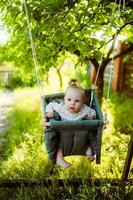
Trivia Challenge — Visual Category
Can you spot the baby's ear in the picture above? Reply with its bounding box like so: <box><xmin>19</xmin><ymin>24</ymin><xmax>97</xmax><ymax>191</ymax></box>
<box><xmin>83</xmin><ymin>94</ymin><xmax>85</xmax><ymax>102</ymax></box>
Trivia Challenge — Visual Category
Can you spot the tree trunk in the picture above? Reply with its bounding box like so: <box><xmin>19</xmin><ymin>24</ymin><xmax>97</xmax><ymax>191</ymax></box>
<box><xmin>91</xmin><ymin>63</ymin><xmax>106</xmax><ymax>104</ymax></box>
<box><xmin>96</xmin><ymin>72</ymin><xmax>104</xmax><ymax>104</ymax></box>
<box><xmin>91</xmin><ymin>66</ymin><xmax>104</xmax><ymax>104</ymax></box>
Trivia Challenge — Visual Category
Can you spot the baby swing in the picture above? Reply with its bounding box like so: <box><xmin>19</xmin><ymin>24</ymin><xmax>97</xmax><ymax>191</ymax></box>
<box><xmin>43</xmin><ymin>89</ymin><xmax>104</xmax><ymax>164</ymax></box>
<box><xmin>22</xmin><ymin>0</ymin><xmax>114</xmax><ymax>165</ymax></box>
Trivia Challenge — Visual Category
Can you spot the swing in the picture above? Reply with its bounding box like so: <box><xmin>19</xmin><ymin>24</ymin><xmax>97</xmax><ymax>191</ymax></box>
<box><xmin>22</xmin><ymin>0</ymin><xmax>114</xmax><ymax>166</ymax></box>
<box><xmin>43</xmin><ymin>89</ymin><xmax>104</xmax><ymax>164</ymax></box>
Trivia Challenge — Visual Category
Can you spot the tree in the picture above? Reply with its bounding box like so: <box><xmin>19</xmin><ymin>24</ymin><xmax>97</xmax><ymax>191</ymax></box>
<box><xmin>0</xmin><ymin>0</ymin><xmax>133</xmax><ymax>101</ymax></box>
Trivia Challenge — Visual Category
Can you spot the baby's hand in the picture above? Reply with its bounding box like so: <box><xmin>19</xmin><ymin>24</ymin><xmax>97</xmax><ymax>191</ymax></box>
<box><xmin>42</xmin><ymin>117</ymin><xmax>50</xmax><ymax>127</ymax></box>
<box><xmin>87</xmin><ymin>114</ymin><xmax>96</xmax><ymax>119</ymax></box>
<box><xmin>42</xmin><ymin>112</ymin><xmax>53</xmax><ymax>127</ymax></box>
<box><xmin>45</xmin><ymin>112</ymin><xmax>53</xmax><ymax>118</ymax></box>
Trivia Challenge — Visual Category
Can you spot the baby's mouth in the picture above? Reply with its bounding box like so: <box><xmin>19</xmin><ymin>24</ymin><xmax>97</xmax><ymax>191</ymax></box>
<box><xmin>69</xmin><ymin>107</ymin><xmax>76</xmax><ymax>112</ymax></box>
<box><xmin>70</xmin><ymin>107</ymin><xmax>75</xmax><ymax>110</ymax></box>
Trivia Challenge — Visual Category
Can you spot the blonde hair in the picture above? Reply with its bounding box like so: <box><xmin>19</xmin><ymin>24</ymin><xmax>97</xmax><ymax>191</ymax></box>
<box><xmin>65</xmin><ymin>79</ymin><xmax>85</xmax><ymax>100</ymax></box>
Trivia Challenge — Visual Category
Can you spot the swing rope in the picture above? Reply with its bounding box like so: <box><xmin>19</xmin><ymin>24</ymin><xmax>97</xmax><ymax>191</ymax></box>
<box><xmin>90</xmin><ymin>0</ymin><xmax>124</xmax><ymax>121</ymax></box>
<box><xmin>90</xmin><ymin>0</ymin><xmax>118</xmax><ymax>108</ymax></box>
<box><xmin>21</xmin><ymin>0</ymin><xmax>45</xmax><ymax>100</ymax></box>
<box><xmin>105</xmin><ymin>0</ymin><xmax>125</xmax><ymax>112</ymax></box>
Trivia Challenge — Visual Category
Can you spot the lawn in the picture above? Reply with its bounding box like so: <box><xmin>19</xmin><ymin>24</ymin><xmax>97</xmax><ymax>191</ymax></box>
<box><xmin>0</xmin><ymin>87</ymin><xmax>132</xmax><ymax>199</ymax></box>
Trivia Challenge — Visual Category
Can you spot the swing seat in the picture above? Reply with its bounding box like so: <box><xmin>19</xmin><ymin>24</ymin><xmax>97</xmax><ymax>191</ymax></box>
<box><xmin>43</xmin><ymin>89</ymin><xmax>104</xmax><ymax>164</ymax></box>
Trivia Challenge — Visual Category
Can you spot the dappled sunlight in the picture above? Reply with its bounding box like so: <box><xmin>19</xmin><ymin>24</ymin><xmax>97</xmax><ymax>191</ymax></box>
<box><xmin>0</xmin><ymin>88</ymin><xmax>132</xmax><ymax>182</ymax></box>
<box><xmin>102</xmin><ymin>97</ymin><xmax>115</xmax><ymax>136</ymax></box>
<box><xmin>45</xmin><ymin>60</ymin><xmax>77</xmax><ymax>93</ymax></box>
<box><xmin>57</xmin><ymin>156</ymin><xmax>94</xmax><ymax>179</ymax></box>
<box><xmin>41</xmin><ymin>57</ymin><xmax>90</xmax><ymax>94</ymax></box>
<box><xmin>0</xmin><ymin>133</ymin><xmax>50</xmax><ymax>179</ymax></box>
<box><xmin>13</xmin><ymin>88</ymin><xmax>40</xmax><ymax>110</ymax></box>
<box><xmin>0</xmin><ymin>0</ymin><xmax>132</xmax><ymax>198</ymax></box>
<box><xmin>47</xmin><ymin>68</ymin><xmax>61</xmax><ymax>92</ymax></box>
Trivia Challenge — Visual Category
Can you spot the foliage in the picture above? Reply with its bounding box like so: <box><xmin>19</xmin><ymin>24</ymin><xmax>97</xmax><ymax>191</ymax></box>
<box><xmin>0</xmin><ymin>0</ymin><xmax>132</xmax><ymax>67</ymax></box>
<box><xmin>111</xmin><ymin>93</ymin><xmax>133</xmax><ymax>134</ymax></box>
<box><xmin>0</xmin><ymin>0</ymin><xmax>133</xmax><ymax>99</ymax></box>
<box><xmin>7</xmin><ymin>68</ymin><xmax>37</xmax><ymax>89</ymax></box>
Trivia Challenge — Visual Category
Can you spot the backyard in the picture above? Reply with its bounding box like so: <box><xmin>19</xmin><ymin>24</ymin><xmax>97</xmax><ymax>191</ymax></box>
<box><xmin>0</xmin><ymin>0</ymin><xmax>133</xmax><ymax>199</ymax></box>
<box><xmin>0</xmin><ymin>86</ymin><xmax>132</xmax><ymax>199</ymax></box>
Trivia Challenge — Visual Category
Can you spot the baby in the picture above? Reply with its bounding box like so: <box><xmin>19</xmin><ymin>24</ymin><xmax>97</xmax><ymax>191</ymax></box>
<box><xmin>43</xmin><ymin>80</ymin><xmax>96</xmax><ymax>168</ymax></box>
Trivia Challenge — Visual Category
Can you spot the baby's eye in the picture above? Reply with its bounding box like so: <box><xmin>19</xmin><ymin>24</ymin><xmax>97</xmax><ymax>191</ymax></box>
<box><xmin>67</xmin><ymin>98</ymin><xmax>71</xmax><ymax>101</ymax></box>
<box><xmin>75</xmin><ymin>99</ymin><xmax>80</xmax><ymax>103</ymax></box>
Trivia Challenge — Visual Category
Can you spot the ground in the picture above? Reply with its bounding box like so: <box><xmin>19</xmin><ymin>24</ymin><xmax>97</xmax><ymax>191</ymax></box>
<box><xmin>0</xmin><ymin>89</ymin><xmax>14</xmax><ymax>150</ymax></box>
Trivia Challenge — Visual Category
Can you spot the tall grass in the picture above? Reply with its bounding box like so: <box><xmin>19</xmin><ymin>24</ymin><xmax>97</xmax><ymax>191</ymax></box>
<box><xmin>0</xmin><ymin>88</ymin><xmax>132</xmax><ymax>199</ymax></box>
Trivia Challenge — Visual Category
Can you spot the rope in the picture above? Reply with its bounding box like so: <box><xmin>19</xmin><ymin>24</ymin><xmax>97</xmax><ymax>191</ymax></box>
<box><xmin>90</xmin><ymin>0</ymin><xmax>124</xmax><ymax>117</ymax></box>
<box><xmin>105</xmin><ymin>0</ymin><xmax>125</xmax><ymax>112</ymax></box>
<box><xmin>105</xmin><ymin>34</ymin><xmax>117</xmax><ymax>112</ymax></box>
<box><xmin>90</xmin><ymin>0</ymin><xmax>118</xmax><ymax>108</ymax></box>
<box><xmin>21</xmin><ymin>0</ymin><xmax>45</xmax><ymax>99</ymax></box>
<box><xmin>123</xmin><ymin>0</ymin><xmax>125</xmax><ymax>10</ymax></box>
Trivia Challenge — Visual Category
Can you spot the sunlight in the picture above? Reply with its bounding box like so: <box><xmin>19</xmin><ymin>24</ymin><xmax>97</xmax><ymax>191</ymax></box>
<box><xmin>12</xmin><ymin>147</ymin><xmax>25</xmax><ymax>162</ymax></box>
<box><xmin>94</xmin><ymin>30</ymin><xmax>104</xmax><ymax>40</ymax></box>
<box><xmin>47</xmin><ymin>58</ymin><xmax>76</xmax><ymax>93</ymax></box>
<box><xmin>0</xmin><ymin>24</ymin><xmax>9</xmax><ymax>45</ymax></box>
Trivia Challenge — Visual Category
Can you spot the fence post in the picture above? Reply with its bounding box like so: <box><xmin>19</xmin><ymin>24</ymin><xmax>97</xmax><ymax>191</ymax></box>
<box><xmin>121</xmin><ymin>134</ymin><xmax>133</xmax><ymax>184</ymax></box>
<box><xmin>112</xmin><ymin>43</ymin><xmax>126</xmax><ymax>92</ymax></box>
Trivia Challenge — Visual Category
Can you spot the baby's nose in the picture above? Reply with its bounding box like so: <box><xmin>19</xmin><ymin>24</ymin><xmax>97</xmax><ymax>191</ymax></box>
<box><xmin>71</xmin><ymin>101</ymin><xmax>75</xmax><ymax>105</ymax></box>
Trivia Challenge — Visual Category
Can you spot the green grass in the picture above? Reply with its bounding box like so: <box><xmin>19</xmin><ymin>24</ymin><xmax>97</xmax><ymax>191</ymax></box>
<box><xmin>0</xmin><ymin>88</ymin><xmax>133</xmax><ymax>199</ymax></box>
<box><xmin>0</xmin><ymin>185</ymin><xmax>132</xmax><ymax>200</ymax></box>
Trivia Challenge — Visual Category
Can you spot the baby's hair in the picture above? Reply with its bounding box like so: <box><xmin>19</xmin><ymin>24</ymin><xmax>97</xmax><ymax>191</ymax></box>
<box><xmin>68</xmin><ymin>79</ymin><xmax>83</xmax><ymax>89</ymax></box>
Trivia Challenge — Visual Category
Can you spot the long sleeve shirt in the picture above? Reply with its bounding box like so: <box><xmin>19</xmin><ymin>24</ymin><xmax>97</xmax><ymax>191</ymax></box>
<box><xmin>45</xmin><ymin>101</ymin><xmax>96</xmax><ymax>121</ymax></box>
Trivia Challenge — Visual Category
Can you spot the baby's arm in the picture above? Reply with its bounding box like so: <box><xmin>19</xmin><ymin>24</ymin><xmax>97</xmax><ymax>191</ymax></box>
<box><xmin>86</xmin><ymin>107</ymin><xmax>96</xmax><ymax>119</ymax></box>
<box><xmin>45</xmin><ymin>102</ymin><xmax>56</xmax><ymax>118</ymax></box>
<box><xmin>43</xmin><ymin>102</ymin><xmax>60</xmax><ymax>127</ymax></box>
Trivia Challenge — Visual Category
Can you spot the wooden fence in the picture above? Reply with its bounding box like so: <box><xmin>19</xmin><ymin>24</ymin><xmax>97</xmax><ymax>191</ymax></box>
<box><xmin>112</xmin><ymin>43</ymin><xmax>133</xmax><ymax>97</ymax></box>
<box><xmin>122</xmin><ymin>61</ymin><xmax>133</xmax><ymax>96</ymax></box>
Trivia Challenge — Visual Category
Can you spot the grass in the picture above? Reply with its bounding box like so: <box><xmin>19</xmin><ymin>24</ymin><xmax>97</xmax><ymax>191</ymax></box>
<box><xmin>0</xmin><ymin>87</ymin><xmax>133</xmax><ymax>199</ymax></box>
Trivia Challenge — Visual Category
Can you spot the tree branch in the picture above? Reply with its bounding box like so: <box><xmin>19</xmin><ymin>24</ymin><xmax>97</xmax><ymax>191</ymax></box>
<box><xmin>97</xmin><ymin>20</ymin><xmax>133</xmax><ymax>53</ymax></box>
<box><xmin>101</xmin><ymin>0</ymin><xmax>133</xmax><ymax>9</ymax></box>
<box><xmin>90</xmin><ymin>58</ymin><xmax>99</xmax><ymax>69</ymax></box>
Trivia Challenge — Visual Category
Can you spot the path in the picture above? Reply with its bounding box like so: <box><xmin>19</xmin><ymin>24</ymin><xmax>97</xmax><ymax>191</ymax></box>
<box><xmin>0</xmin><ymin>89</ymin><xmax>14</xmax><ymax>149</ymax></box>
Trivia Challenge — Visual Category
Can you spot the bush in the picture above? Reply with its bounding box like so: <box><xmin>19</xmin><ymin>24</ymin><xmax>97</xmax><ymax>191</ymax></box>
<box><xmin>7</xmin><ymin>69</ymin><xmax>37</xmax><ymax>89</ymax></box>
<box><xmin>111</xmin><ymin>93</ymin><xmax>133</xmax><ymax>134</ymax></box>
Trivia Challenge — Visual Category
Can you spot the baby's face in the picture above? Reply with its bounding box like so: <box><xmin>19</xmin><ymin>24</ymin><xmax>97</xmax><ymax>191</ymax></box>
<box><xmin>64</xmin><ymin>88</ymin><xmax>84</xmax><ymax>114</ymax></box>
